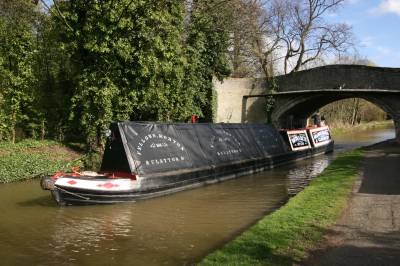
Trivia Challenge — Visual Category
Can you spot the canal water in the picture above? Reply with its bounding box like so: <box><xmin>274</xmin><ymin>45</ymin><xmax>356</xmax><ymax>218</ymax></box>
<box><xmin>0</xmin><ymin>128</ymin><xmax>395</xmax><ymax>266</ymax></box>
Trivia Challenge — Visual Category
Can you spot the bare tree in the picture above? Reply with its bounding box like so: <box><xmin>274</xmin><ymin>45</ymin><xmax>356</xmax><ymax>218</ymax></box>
<box><xmin>188</xmin><ymin>0</ymin><xmax>353</xmax><ymax>78</ymax></box>
<box><xmin>250</xmin><ymin>0</ymin><xmax>284</xmax><ymax>78</ymax></box>
<box><xmin>228</xmin><ymin>0</ymin><xmax>285</xmax><ymax>78</ymax></box>
<box><xmin>228</xmin><ymin>0</ymin><xmax>267</xmax><ymax>77</ymax></box>
<box><xmin>333</xmin><ymin>53</ymin><xmax>376</xmax><ymax>66</ymax></box>
<box><xmin>279</xmin><ymin>0</ymin><xmax>353</xmax><ymax>73</ymax></box>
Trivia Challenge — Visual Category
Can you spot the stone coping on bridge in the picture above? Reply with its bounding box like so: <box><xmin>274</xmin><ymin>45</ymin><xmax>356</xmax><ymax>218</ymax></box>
<box><xmin>273</xmin><ymin>64</ymin><xmax>400</xmax><ymax>93</ymax></box>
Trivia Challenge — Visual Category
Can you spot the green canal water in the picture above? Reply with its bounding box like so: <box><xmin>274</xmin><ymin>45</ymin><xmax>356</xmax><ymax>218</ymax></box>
<box><xmin>0</xmin><ymin>128</ymin><xmax>395</xmax><ymax>266</ymax></box>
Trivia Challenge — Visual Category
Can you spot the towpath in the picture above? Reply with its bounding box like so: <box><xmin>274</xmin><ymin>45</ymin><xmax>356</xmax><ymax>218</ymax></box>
<box><xmin>302</xmin><ymin>139</ymin><xmax>400</xmax><ymax>266</ymax></box>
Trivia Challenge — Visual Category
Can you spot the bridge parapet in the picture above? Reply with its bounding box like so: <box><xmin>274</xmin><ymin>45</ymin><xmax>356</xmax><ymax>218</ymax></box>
<box><xmin>272</xmin><ymin>65</ymin><xmax>400</xmax><ymax>93</ymax></box>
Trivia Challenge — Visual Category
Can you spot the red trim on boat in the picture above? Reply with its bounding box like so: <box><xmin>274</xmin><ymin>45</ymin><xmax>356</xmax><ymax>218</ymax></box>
<box><xmin>286</xmin><ymin>129</ymin><xmax>308</xmax><ymax>134</ymax></box>
<box><xmin>67</xmin><ymin>180</ymin><xmax>77</xmax><ymax>185</ymax></box>
<box><xmin>99</xmin><ymin>171</ymin><xmax>137</xmax><ymax>180</ymax></box>
<box><xmin>97</xmin><ymin>182</ymin><xmax>120</xmax><ymax>189</ymax></box>
<box><xmin>51</xmin><ymin>172</ymin><xmax>66</xmax><ymax>181</ymax></box>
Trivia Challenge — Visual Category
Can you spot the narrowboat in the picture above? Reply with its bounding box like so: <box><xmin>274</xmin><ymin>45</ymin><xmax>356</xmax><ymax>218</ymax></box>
<box><xmin>40</xmin><ymin>122</ymin><xmax>333</xmax><ymax>205</ymax></box>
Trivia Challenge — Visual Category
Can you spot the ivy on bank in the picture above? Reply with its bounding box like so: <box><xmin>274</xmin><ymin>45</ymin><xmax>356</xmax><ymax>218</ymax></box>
<box><xmin>0</xmin><ymin>140</ymin><xmax>83</xmax><ymax>183</ymax></box>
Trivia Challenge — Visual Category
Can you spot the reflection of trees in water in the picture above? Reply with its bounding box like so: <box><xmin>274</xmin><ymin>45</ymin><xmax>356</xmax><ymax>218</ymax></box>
<box><xmin>286</xmin><ymin>158</ymin><xmax>330</xmax><ymax>196</ymax></box>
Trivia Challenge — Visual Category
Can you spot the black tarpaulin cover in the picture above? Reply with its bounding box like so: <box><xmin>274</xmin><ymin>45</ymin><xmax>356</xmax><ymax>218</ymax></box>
<box><xmin>100</xmin><ymin>122</ymin><xmax>288</xmax><ymax>175</ymax></box>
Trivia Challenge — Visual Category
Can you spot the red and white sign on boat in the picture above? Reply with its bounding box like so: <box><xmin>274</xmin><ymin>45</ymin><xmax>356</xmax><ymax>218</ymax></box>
<box><xmin>286</xmin><ymin>129</ymin><xmax>311</xmax><ymax>151</ymax></box>
<box><xmin>308</xmin><ymin>126</ymin><xmax>332</xmax><ymax>148</ymax></box>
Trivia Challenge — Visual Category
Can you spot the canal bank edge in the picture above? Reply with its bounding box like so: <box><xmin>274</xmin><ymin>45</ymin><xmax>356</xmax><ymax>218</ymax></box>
<box><xmin>200</xmin><ymin>149</ymin><xmax>364</xmax><ymax>266</ymax></box>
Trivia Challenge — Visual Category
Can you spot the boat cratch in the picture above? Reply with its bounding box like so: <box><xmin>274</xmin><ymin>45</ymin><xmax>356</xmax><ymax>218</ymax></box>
<box><xmin>41</xmin><ymin>122</ymin><xmax>333</xmax><ymax>205</ymax></box>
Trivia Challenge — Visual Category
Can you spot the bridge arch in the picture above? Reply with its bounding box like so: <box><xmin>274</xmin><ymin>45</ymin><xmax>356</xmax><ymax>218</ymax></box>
<box><xmin>272</xmin><ymin>92</ymin><xmax>398</xmax><ymax>129</ymax></box>
<box><xmin>268</xmin><ymin>65</ymin><xmax>400</xmax><ymax>140</ymax></box>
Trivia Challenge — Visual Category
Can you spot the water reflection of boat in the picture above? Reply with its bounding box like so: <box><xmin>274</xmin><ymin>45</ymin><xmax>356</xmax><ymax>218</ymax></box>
<box><xmin>41</xmin><ymin>122</ymin><xmax>333</xmax><ymax>205</ymax></box>
<box><xmin>286</xmin><ymin>157</ymin><xmax>331</xmax><ymax>196</ymax></box>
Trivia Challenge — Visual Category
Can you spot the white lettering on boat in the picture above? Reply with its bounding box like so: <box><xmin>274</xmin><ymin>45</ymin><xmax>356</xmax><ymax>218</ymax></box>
<box><xmin>136</xmin><ymin>133</ymin><xmax>185</xmax><ymax>156</ymax></box>
<box><xmin>144</xmin><ymin>156</ymin><xmax>185</xmax><ymax>166</ymax></box>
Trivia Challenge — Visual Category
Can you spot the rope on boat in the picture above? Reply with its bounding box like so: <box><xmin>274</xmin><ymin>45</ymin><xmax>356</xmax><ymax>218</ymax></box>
<box><xmin>56</xmin><ymin>186</ymin><xmax>90</xmax><ymax>201</ymax></box>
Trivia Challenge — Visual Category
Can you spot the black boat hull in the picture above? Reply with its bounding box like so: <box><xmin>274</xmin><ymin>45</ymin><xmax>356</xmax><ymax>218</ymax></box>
<box><xmin>50</xmin><ymin>142</ymin><xmax>333</xmax><ymax>205</ymax></box>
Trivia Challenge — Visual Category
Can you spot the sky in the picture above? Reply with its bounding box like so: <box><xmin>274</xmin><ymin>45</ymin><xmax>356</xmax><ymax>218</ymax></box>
<box><xmin>328</xmin><ymin>0</ymin><xmax>400</xmax><ymax>67</ymax></box>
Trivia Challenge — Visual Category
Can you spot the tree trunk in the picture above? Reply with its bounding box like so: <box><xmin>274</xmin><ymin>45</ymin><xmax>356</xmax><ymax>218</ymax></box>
<box><xmin>351</xmin><ymin>98</ymin><xmax>360</xmax><ymax>125</ymax></box>
<box><xmin>232</xmin><ymin>30</ymin><xmax>241</xmax><ymax>77</ymax></box>
<box><xmin>11</xmin><ymin>112</ymin><xmax>16</xmax><ymax>144</ymax></box>
<box><xmin>41</xmin><ymin>119</ymin><xmax>45</xmax><ymax>140</ymax></box>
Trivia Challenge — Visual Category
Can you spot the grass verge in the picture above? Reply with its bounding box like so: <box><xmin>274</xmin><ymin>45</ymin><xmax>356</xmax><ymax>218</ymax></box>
<box><xmin>330</xmin><ymin>120</ymin><xmax>393</xmax><ymax>136</ymax></box>
<box><xmin>200</xmin><ymin>149</ymin><xmax>364</xmax><ymax>266</ymax></box>
<box><xmin>0</xmin><ymin>139</ymin><xmax>83</xmax><ymax>183</ymax></box>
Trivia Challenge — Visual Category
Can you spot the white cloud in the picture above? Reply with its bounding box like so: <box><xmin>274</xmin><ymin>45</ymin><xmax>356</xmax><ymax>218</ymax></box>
<box><xmin>371</xmin><ymin>0</ymin><xmax>400</xmax><ymax>16</ymax></box>
<box><xmin>360</xmin><ymin>36</ymin><xmax>374</xmax><ymax>47</ymax></box>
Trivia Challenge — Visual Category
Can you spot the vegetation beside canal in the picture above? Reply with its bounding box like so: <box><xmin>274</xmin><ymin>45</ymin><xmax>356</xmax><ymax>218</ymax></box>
<box><xmin>330</xmin><ymin>120</ymin><xmax>393</xmax><ymax>136</ymax></box>
<box><xmin>201</xmin><ymin>149</ymin><xmax>364</xmax><ymax>266</ymax></box>
<box><xmin>0</xmin><ymin>140</ymin><xmax>82</xmax><ymax>183</ymax></box>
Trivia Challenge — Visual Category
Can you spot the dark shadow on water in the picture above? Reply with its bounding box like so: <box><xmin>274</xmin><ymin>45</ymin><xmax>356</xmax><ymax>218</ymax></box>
<box><xmin>18</xmin><ymin>195</ymin><xmax>58</xmax><ymax>207</ymax></box>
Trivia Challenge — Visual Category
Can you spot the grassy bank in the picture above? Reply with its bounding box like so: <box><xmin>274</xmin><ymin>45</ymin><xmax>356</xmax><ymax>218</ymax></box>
<box><xmin>200</xmin><ymin>149</ymin><xmax>364</xmax><ymax>266</ymax></box>
<box><xmin>0</xmin><ymin>140</ymin><xmax>83</xmax><ymax>183</ymax></box>
<box><xmin>330</xmin><ymin>120</ymin><xmax>393</xmax><ymax>136</ymax></box>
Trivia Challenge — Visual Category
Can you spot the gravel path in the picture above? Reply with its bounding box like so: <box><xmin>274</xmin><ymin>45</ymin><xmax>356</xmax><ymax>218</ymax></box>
<box><xmin>302</xmin><ymin>140</ymin><xmax>400</xmax><ymax>266</ymax></box>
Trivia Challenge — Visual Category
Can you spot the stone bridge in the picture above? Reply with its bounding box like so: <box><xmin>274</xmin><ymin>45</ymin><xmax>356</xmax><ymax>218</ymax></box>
<box><xmin>214</xmin><ymin>64</ymin><xmax>400</xmax><ymax>141</ymax></box>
